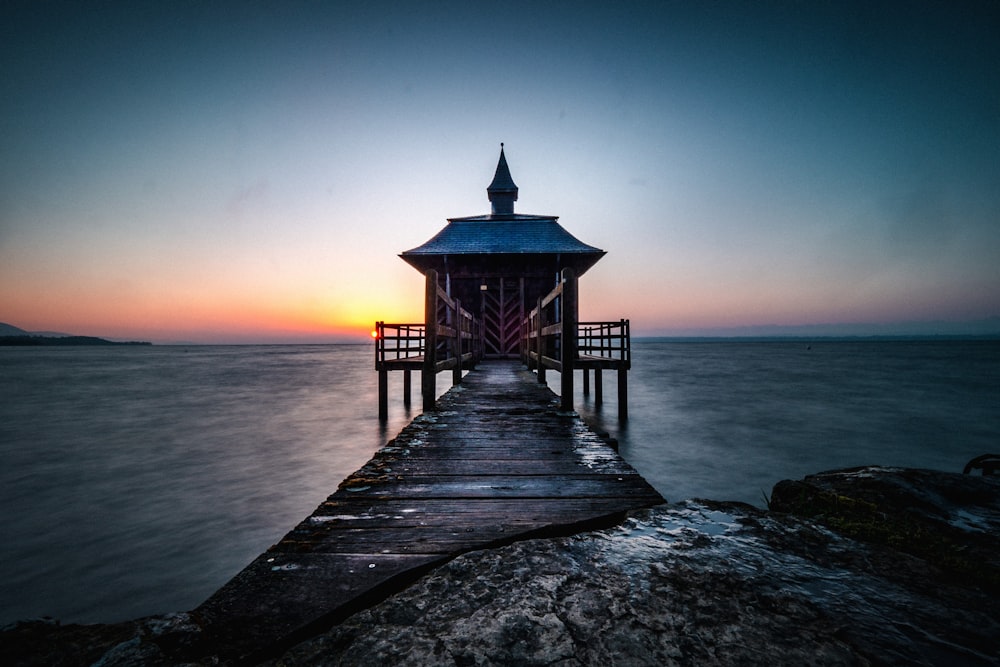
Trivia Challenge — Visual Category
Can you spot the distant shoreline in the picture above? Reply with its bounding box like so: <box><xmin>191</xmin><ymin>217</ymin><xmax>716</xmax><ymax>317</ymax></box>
<box><xmin>636</xmin><ymin>334</ymin><xmax>1000</xmax><ymax>343</ymax></box>
<box><xmin>0</xmin><ymin>335</ymin><xmax>151</xmax><ymax>346</ymax></box>
<box><xmin>3</xmin><ymin>335</ymin><xmax>996</xmax><ymax>347</ymax></box>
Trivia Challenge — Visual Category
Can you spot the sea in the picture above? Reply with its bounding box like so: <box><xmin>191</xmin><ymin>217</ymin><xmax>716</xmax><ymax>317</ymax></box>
<box><xmin>1</xmin><ymin>340</ymin><xmax>998</xmax><ymax>626</ymax></box>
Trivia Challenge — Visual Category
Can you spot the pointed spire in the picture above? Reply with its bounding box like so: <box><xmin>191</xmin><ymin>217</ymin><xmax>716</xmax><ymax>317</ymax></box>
<box><xmin>487</xmin><ymin>143</ymin><xmax>518</xmax><ymax>215</ymax></box>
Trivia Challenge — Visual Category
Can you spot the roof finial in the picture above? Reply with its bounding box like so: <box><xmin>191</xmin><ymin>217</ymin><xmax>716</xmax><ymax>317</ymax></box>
<box><xmin>487</xmin><ymin>144</ymin><xmax>518</xmax><ymax>216</ymax></box>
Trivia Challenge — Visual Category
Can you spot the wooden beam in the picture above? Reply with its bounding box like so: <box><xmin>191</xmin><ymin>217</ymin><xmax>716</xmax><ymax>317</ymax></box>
<box><xmin>536</xmin><ymin>296</ymin><xmax>546</xmax><ymax>385</ymax></box>
<box><xmin>453</xmin><ymin>298</ymin><xmax>463</xmax><ymax>386</ymax></box>
<box><xmin>560</xmin><ymin>268</ymin><xmax>577</xmax><ymax>412</ymax></box>
<box><xmin>618</xmin><ymin>366</ymin><xmax>628</xmax><ymax>420</ymax></box>
<box><xmin>422</xmin><ymin>270</ymin><xmax>438</xmax><ymax>411</ymax></box>
<box><xmin>378</xmin><ymin>367</ymin><xmax>388</xmax><ymax>420</ymax></box>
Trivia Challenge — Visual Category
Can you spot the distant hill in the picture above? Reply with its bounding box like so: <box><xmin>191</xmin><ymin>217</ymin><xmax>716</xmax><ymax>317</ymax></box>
<box><xmin>0</xmin><ymin>335</ymin><xmax>151</xmax><ymax>346</ymax></box>
<box><xmin>0</xmin><ymin>322</ymin><xmax>71</xmax><ymax>337</ymax></box>
<box><xmin>0</xmin><ymin>322</ymin><xmax>150</xmax><ymax>346</ymax></box>
<box><xmin>0</xmin><ymin>322</ymin><xmax>29</xmax><ymax>336</ymax></box>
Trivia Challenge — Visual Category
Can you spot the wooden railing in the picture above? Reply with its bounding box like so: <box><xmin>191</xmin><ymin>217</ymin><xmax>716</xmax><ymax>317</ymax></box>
<box><xmin>521</xmin><ymin>268</ymin><xmax>631</xmax><ymax>418</ymax></box>
<box><xmin>521</xmin><ymin>268</ymin><xmax>576</xmax><ymax>407</ymax></box>
<box><xmin>578</xmin><ymin>319</ymin><xmax>631</xmax><ymax>368</ymax></box>
<box><xmin>375</xmin><ymin>269</ymin><xmax>483</xmax><ymax>418</ymax></box>
<box><xmin>374</xmin><ymin>322</ymin><xmax>425</xmax><ymax>365</ymax></box>
<box><xmin>377</xmin><ymin>268</ymin><xmax>627</xmax><ymax>419</ymax></box>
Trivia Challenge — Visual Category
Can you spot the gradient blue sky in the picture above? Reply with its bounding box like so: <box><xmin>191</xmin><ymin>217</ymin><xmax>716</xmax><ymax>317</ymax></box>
<box><xmin>2</xmin><ymin>1</ymin><xmax>998</xmax><ymax>342</ymax></box>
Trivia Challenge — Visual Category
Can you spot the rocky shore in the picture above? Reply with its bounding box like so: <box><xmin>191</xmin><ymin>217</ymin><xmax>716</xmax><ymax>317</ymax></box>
<box><xmin>3</xmin><ymin>466</ymin><xmax>998</xmax><ymax>666</ymax></box>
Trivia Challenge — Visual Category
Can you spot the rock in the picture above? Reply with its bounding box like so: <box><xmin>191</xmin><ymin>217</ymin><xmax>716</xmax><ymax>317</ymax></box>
<box><xmin>770</xmin><ymin>466</ymin><xmax>1000</xmax><ymax>593</ymax></box>
<box><xmin>269</xmin><ymin>478</ymin><xmax>1000</xmax><ymax>666</ymax></box>
<box><xmin>5</xmin><ymin>467</ymin><xmax>998</xmax><ymax>666</ymax></box>
<box><xmin>0</xmin><ymin>613</ymin><xmax>204</xmax><ymax>667</ymax></box>
<box><xmin>0</xmin><ymin>617</ymin><xmax>143</xmax><ymax>667</ymax></box>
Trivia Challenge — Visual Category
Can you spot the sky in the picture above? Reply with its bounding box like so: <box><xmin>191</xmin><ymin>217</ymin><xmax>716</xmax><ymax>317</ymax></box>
<box><xmin>2</xmin><ymin>1</ymin><xmax>998</xmax><ymax>343</ymax></box>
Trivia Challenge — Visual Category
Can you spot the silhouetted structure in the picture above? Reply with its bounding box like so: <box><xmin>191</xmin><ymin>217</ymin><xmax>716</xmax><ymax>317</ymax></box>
<box><xmin>376</xmin><ymin>146</ymin><xmax>630</xmax><ymax>419</ymax></box>
<box><xmin>196</xmin><ymin>362</ymin><xmax>663</xmax><ymax>663</ymax></box>
<box><xmin>187</xmin><ymin>150</ymin><xmax>655</xmax><ymax>662</ymax></box>
<box><xmin>400</xmin><ymin>145</ymin><xmax>605</xmax><ymax>358</ymax></box>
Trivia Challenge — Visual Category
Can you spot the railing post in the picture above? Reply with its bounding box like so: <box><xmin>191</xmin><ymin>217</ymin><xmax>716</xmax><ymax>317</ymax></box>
<box><xmin>618</xmin><ymin>366</ymin><xmax>629</xmax><ymax>420</ymax></box>
<box><xmin>623</xmin><ymin>318</ymin><xmax>631</xmax><ymax>368</ymax></box>
<box><xmin>525</xmin><ymin>313</ymin><xmax>534</xmax><ymax>370</ymax></box>
<box><xmin>452</xmin><ymin>299</ymin><xmax>462</xmax><ymax>386</ymax></box>
<box><xmin>376</xmin><ymin>321</ymin><xmax>388</xmax><ymax>420</ymax></box>
<box><xmin>560</xmin><ymin>268</ymin><xmax>577</xmax><ymax>412</ymax></box>
<box><xmin>476</xmin><ymin>318</ymin><xmax>480</xmax><ymax>363</ymax></box>
<box><xmin>422</xmin><ymin>270</ymin><xmax>438</xmax><ymax>411</ymax></box>
<box><xmin>523</xmin><ymin>315</ymin><xmax>530</xmax><ymax>369</ymax></box>
<box><xmin>378</xmin><ymin>368</ymin><xmax>388</xmax><ymax>420</ymax></box>
<box><xmin>536</xmin><ymin>296</ymin><xmax>546</xmax><ymax>385</ymax></box>
<box><xmin>618</xmin><ymin>318</ymin><xmax>629</xmax><ymax>419</ymax></box>
<box><xmin>520</xmin><ymin>318</ymin><xmax>526</xmax><ymax>366</ymax></box>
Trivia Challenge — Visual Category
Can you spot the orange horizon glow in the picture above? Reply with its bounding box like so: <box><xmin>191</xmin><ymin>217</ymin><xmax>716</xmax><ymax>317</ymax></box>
<box><xmin>2</xmin><ymin>285</ymin><xmax>426</xmax><ymax>344</ymax></box>
<box><xmin>5</xmin><ymin>259</ymin><xmax>997</xmax><ymax>343</ymax></box>
<box><xmin>2</xmin><ymin>4</ymin><xmax>998</xmax><ymax>347</ymax></box>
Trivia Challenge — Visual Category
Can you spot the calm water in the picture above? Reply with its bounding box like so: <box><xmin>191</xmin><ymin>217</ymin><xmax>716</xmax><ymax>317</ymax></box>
<box><xmin>1</xmin><ymin>341</ymin><xmax>998</xmax><ymax>625</ymax></box>
<box><xmin>571</xmin><ymin>341</ymin><xmax>1000</xmax><ymax>508</ymax></box>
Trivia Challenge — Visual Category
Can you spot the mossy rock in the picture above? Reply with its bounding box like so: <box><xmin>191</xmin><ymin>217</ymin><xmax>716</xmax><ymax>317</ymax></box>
<box><xmin>770</xmin><ymin>467</ymin><xmax>1000</xmax><ymax>594</ymax></box>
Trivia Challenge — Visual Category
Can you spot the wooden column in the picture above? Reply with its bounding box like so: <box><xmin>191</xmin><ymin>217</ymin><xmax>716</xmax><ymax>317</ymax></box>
<box><xmin>618</xmin><ymin>317</ymin><xmax>629</xmax><ymax>419</ymax></box>
<box><xmin>560</xmin><ymin>268</ymin><xmax>577</xmax><ymax>412</ymax></box>
<box><xmin>582</xmin><ymin>368</ymin><xmax>590</xmax><ymax>396</ymax></box>
<box><xmin>536</xmin><ymin>296</ymin><xmax>546</xmax><ymax>384</ymax></box>
<box><xmin>595</xmin><ymin>368</ymin><xmax>603</xmax><ymax>406</ymax></box>
<box><xmin>519</xmin><ymin>277</ymin><xmax>525</xmax><ymax>364</ymax></box>
<box><xmin>618</xmin><ymin>366</ymin><xmax>628</xmax><ymax>420</ymax></box>
<box><xmin>520</xmin><ymin>316</ymin><xmax>527</xmax><ymax>367</ymax></box>
<box><xmin>422</xmin><ymin>270</ymin><xmax>438</xmax><ymax>411</ymax></box>
<box><xmin>376</xmin><ymin>320</ymin><xmax>388</xmax><ymax>420</ymax></box>
<box><xmin>403</xmin><ymin>369</ymin><xmax>411</xmax><ymax>406</ymax></box>
<box><xmin>378</xmin><ymin>367</ymin><xmax>388</xmax><ymax>420</ymax></box>
<box><xmin>452</xmin><ymin>299</ymin><xmax>463</xmax><ymax>386</ymax></box>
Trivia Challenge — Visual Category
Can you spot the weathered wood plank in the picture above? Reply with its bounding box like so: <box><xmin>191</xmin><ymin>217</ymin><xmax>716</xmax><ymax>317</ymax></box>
<box><xmin>276</xmin><ymin>527</ymin><xmax>540</xmax><ymax>555</ymax></box>
<box><xmin>334</xmin><ymin>475</ymin><xmax>659</xmax><ymax>499</ymax></box>
<box><xmin>378</xmin><ymin>357</ymin><xmax>423</xmax><ymax>370</ymax></box>
<box><xmin>319</xmin><ymin>494</ymin><xmax>644</xmax><ymax>511</ymax></box>
<box><xmin>310</xmin><ymin>497</ymin><xmax>652</xmax><ymax>523</ymax></box>
<box><xmin>195</xmin><ymin>360</ymin><xmax>664</xmax><ymax>663</ymax></box>
<box><xmin>353</xmin><ymin>438</ymin><xmax>630</xmax><ymax>457</ymax></box>
<box><xmin>353</xmin><ymin>458</ymin><xmax>638</xmax><ymax>476</ymax></box>
<box><xmin>195</xmin><ymin>551</ymin><xmax>447</xmax><ymax>662</ymax></box>
<box><xmin>577</xmin><ymin>354</ymin><xmax>631</xmax><ymax>370</ymax></box>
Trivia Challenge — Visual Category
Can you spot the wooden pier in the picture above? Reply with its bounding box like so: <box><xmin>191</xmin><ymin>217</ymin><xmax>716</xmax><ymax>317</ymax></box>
<box><xmin>521</xmin><ymin>267</ymin><xmax>631</xmax><ymax>417</ymax></box>
<box><xmin>377</xmin><ymin>268</ymin><xmax>632</xmax><ymax>420</ymax></box>
<box><xmin>194</xmin><ymin>360</ymin><xmax>664</xmax><ymax>663</ymax></box>
<box><xmin>376</xmin><ymin>146</ymin><xmax>633</xmax><ymax>423</ymax></box>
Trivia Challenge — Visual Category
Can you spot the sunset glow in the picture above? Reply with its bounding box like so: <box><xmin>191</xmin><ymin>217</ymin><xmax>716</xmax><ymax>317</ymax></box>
<box><xmin>2</xmin><ymin>2</ymin><xmax>998</xmax><ymax>342</ymax></box>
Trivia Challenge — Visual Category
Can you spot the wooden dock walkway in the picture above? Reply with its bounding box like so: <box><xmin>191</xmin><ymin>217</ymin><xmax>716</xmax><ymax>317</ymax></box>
<box><xmin>194</xmin><ymin>361</ymin><xmax>665</xmax><ymax>663</ymax></box>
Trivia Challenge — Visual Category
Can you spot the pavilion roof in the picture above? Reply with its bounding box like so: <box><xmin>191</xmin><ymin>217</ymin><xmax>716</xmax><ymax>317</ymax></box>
<box><xmin>401</xmin><ymin>214</ymin><xmax>604</xmax><ymax>257</ymax></box>
<box><xmin>399</xmin><ymin>146</ymin><xmax>607</xmax><ymax>275</ymax></box>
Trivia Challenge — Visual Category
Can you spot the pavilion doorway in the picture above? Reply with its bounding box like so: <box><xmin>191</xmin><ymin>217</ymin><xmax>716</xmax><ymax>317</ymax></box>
<box><xmin>480</xmin><ymin>277</ymin><xmax>523</xmax><ymax>358</ymax></box>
